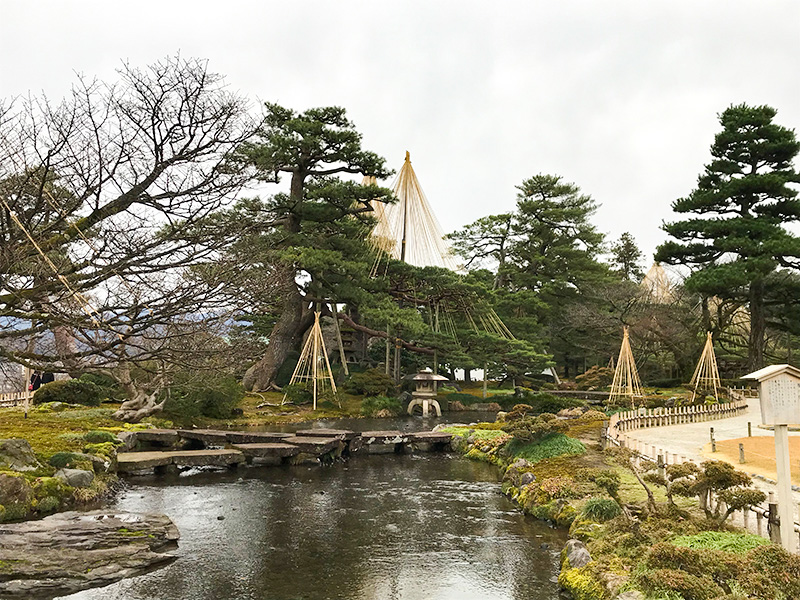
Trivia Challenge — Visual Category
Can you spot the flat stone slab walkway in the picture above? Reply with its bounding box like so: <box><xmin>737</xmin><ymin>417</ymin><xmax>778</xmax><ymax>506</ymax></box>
<box><xmin>117</xmin><ymin>449</ymin><xmax>245</xmax><ymax>473</ymax></box>
<box><xmin>281</xmin><ymin>436</ymin><xmax>341</xmax><ymax>454</ymax></box>
<box><xmin>231</xmin><ymin>443</ymin><xmax>300</xmax><ymax>458</ymax></box>
<box><xmin>225</xmin><ymin>431</ymin><xmax>293</xmax><ymax>444</ymax></box>
<box><xmin>294</xmin><ymin>428</ymin><xmax>358</xmax><ymax>441</ymax></box>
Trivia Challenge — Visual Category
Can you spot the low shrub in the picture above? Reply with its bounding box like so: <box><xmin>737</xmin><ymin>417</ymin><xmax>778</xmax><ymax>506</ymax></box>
<box><xmin>742</xmin><ymin>544</ymin><xmax>800</xmax><ymax>599</ymax></box>
<box><xmin>33</xmin><ymin>380</ymin><xmax>103</xmax><ymax>407</ymax></box>
<box><xmin>502</xmin><ymin>413</ymin><xmax>569</xmax><ymax>443</ymax></box>
<box><xmin>360</xmin><ymin>395</ymin><xmax>402</xmax><ymax>417</ymax></box>
<box><xmin>163</xmin><ymin>373</ymin><xmax>244</xmax><ymax>421</ymax></box>
<box><xmin>505</xmin><ymin>433</ymin><xmax>586</xmax><ymax>463</ymax></box>
<box><xmin>520</xmin><ymin>392</ymin><xmax>583</xmax><ymax>414</ymax></box>
<box><xmin>48</xmin><ymin>452</ymin><xmax>86</xmax><ymax>469</ymax></box>
<box><xmin>78</xmin><ymin>373</ymin><xmax>125</xmax><ymax>400</ymax></box>
<box><xmin>281</xmin><ymin>383</ymin><xmax>313</xmax><ymax>405</ymax></box>
<box><xmin>35</xmin><ymin>495</ymin><xmax>61</xmax><ymax>514</ymax></box>
<box><xmin>343</xmin><ymin>368</ymin><xmax>396</xmax><ymax>397</ymax></box>
<box><xmin>575</xmin><ymin>366</ymin><xmax>613</xmax><ymax>390</ymax></box>
<box><xmin>637</xmin><ymin>568</ymin><xmax>723</xmax><ymax>600</ymax></box>
<box><xmin>446</xmin><ymin>392</ymin><xmax>480</xmax><ymax>406</ymax></box>
<box><xmin>581</xmin><ymin>497</ymin><xmax>622</xmax><ymax>522</ymax></box>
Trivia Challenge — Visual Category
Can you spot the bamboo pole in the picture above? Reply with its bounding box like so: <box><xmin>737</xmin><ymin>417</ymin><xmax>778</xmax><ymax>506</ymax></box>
<box><xmin>332</xmin><ymin>304</ymin><xmax>349</xmax><ymax>376</ymax></box>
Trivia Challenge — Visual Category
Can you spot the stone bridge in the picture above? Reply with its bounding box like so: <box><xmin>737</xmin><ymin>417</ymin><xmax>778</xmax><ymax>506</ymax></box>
<box><xmin>116</xmin><ymin>428</ymin><xmax>453</xmax><ymax>474</ymax></box>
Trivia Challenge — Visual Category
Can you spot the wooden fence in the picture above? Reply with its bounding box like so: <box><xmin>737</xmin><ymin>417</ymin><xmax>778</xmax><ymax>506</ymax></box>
<box><xmin>607</xmin><ymin>397</ymin><xmax>748</xmax><ymax>439</ymax></box>
<box><xmin>0</xmin><ymin>391</ymin><xmax>30</xmax><ymax>408</ymax></box>
<box><xmin>602</xmin><ymin>392</ymin><xmax>800</xmax><ymax>550</ymax></box>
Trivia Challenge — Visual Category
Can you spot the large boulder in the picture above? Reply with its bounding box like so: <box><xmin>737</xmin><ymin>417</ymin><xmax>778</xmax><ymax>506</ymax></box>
<box><xmin>0</xmin><ymin>510</ymin><xmax>179</xmax><ymax>598</ymax></box>
<box><xmin>55</xmin><ymin>468</ymin><xmax>94</xmax><ymax>488</ymax></box>
<box><xmin>563</xmin><ymin>538</ymin><xmax>592</xmax><ymax>568</ymax></box>
<box><xmin>0</xmin><ymin>473</ymin><xmax>33</xmax><ymax>506</ymax></box>
<box><xmin>0</xmin><ymin>473</ymin><xmax>34</xmax><ymax>521</ymax></box>
<box><xmin>0</xmin><ymin>439</ymin><xmax>43</xmax><ymax>472</ymax></box>
<box><xmin>116</xmin><ymin>431</ymin><xmax>139</xmax><ymax>452</ymax></box>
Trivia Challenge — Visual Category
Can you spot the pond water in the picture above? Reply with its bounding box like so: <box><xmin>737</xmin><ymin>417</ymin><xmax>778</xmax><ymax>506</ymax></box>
<box><xmin>61</xmin><ymin>415</ymin><xmax>567</xmax><ymax>600</ymax></box>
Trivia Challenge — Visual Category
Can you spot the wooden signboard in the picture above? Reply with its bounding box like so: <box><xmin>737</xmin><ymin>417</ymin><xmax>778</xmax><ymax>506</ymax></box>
<box><xmin>742</xmin><ymin>363</ymin><xmax>800</xmax><ymax>552</ymax></box>
<box><xmin>743</xmin><ymin>364</ymin><xmax>800</xmax><ymax>426</ymax></box>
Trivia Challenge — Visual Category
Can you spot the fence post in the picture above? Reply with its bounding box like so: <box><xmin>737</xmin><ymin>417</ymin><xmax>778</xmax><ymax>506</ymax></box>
<box><xmin>748</xmin><ymin>422</ymin><xmax>752</xmax><ymax>437</ymax></box>
<box><xmin>743</xmin><ymin>508</ymin><xmax>750</xmax><ymax>531</ymax></box>
<box><xmin>739</xmin><ymin>443</ymin><xmax>745</xmax><ymax>464</ymax></box>
<box><xmin>769</xmin><ymin>492</ymin><xmax>781</xmax><ymax>545</ymax></box>
<box><xmin>757</xmin><ymin>511</ymin><xmax>764</xmax><ymax>537</ymax></box>
<box><xmin>658</xmin><ymin>454</ymin><xmax>665</xmax><ymax>479</ymax></box>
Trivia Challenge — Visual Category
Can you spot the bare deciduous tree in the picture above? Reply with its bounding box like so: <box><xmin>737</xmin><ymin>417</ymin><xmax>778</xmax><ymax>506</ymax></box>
<box><xmin>0</xmin><ymin>56</ymin><xmax>258</xmax><ymax>419</ymax></box>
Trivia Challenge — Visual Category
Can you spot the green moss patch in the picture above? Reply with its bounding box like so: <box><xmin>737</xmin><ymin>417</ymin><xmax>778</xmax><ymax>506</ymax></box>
<box><xmin>671</xmin><ymin>531</ymin><xmax>770</xmax><ymax>554</ymax></box>
<box><xmin>506</xmin><ymin>433</ymin><xmax>585</xmax><ymax>463</ymax></box>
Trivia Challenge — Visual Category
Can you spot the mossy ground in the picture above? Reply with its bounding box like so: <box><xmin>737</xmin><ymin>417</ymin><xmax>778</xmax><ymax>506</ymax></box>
<box><xmin>451</xmin><ymin>414</ymin><xmax>780</xmax><ymax>600</ymax></box>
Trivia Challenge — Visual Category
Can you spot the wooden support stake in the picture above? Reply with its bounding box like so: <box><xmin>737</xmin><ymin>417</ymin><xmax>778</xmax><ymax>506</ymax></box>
<box><xmin>739</xmin><ymin>443</ymin><xmax>745</xmax><ymax>464</ymax></box>
<box><xmin>385</xmin><ymin>326</ymin><xmax>391</xmax><ymax>376</ymax></box>
<box><xmin>768</xmin><ymin>491</ymin><xmax>781</xmax><ymax>545</ymax></box>
<box><xmin>332</xmin><ymin>305</ymin><xmax>349</xmax><ymax>377</ymax></box>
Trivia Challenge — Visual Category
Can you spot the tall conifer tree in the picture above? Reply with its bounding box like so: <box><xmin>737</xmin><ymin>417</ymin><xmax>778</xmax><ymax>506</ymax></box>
<box><xmin>656</xmin><ymin>104</ymin><xmax>800</xmax><ymax>369</ymax></box>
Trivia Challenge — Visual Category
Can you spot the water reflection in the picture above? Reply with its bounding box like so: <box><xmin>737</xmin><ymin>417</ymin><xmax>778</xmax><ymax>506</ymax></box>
<box><xmin>62</xmin><ymin>454</ymin><xmax>565</xmax><ymax>600</ymax></box>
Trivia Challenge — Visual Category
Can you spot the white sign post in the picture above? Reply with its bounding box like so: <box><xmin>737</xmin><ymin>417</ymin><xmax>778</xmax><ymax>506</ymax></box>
<box><xmin>743</xmin><ymin>364</ymin><xmax>800</xmax><ymax>553</ymax></box>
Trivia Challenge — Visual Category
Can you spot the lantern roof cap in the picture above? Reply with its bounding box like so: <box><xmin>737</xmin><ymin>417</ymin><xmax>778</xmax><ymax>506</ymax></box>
<box><xmin>411</xmin><ymin>368</ymin><xmax>449</xmax><ymax>382</ymax></box>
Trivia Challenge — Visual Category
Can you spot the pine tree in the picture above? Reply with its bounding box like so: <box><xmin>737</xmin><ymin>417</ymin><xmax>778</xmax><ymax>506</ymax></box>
<box><xmin>611</xmin><ymin>232</ymin><xmax>645</xmax><ymax>281</ymax></box>
<box><xmin>656</xmin><ymin>104</ymin><xmax>800</xmax><ymax>369</ymax></box>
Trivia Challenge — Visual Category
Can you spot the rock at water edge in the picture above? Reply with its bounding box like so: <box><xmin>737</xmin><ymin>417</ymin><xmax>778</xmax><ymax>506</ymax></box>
<box><xmin>0</xmin><ymin>439</ymin><xmax>43</xmax><ymax>471</ymax></box>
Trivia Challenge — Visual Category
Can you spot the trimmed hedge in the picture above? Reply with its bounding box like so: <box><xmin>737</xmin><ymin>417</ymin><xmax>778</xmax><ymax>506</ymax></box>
<box><xmin>33</xmin><ymin>380</ymin><xmax>103</xmax><ymax>407</ymax></box>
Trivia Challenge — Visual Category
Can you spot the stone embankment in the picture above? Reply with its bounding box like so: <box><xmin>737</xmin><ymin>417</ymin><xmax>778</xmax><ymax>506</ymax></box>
<box><xmin>0</xmin><ymin>510</ymin><xmax>179</xmax><ymax>599</ymax></box>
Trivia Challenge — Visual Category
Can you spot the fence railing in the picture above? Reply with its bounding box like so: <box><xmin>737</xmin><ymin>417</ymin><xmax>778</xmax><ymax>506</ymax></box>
<box><xmin>0</xmin><ymin>391</ymin><xmax>29</xmax><ymax>408</ymax></box>
<box><xmin>602</xmin><ymin>393</ymin><xmax>800</xmax><ymax>550</ymax></box>
<box><xmin>607</xmin><ymin>397</ymin><xmax>748</xmax><ymax>438</ymax></box>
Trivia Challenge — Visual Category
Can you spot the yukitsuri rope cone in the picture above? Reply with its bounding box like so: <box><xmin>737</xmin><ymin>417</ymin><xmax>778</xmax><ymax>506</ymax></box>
<box><xmin>609</xmin><ymin>326</ymin><xmax>644</xmax><ymax>408</ymax></box>
<box><xmin>690</xmin><ymin>331</ymin><xmax>721</xmax><ymax>402</ymax></box>
<box><xmin>283</xmin><ymin>312</ymin><xmax>337</xmax><ymax>410</ymax></box>
<box><xmin>640</xmin><ymin>262</ymin><xmax>674</xmax><ymax>303</ymax></box>
<box><xmin>368</xmin><ymin>151</ymin><xmax>459</xmax><ymax>275</ymax></box>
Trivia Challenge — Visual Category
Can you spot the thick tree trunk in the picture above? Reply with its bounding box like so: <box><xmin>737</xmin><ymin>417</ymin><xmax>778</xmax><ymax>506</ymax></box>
<box><xmin>243</xmin><ymin>282</ymin><xmax>314</xmax><ymax>391</ymax></box>
<box><xmin>112</xmin><ymin>366</ymin><xmax>166</xmax><ymax>423</ymax></box>
<box><xmin>113</xmin><ymin>389</ymin><xmax>166</xmax><ymax>423</ymax></box>
<box><xmin>748</xmin><ymin>280</ymin><xmax>766</xmax><ymax>370</ymax></box>
<box><xmin>242</xmin><ymin>169</ymin><xmax>318</xmax><ymax>392</ymax></box>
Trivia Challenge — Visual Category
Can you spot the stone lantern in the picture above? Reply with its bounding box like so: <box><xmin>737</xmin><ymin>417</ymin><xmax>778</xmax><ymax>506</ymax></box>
<box><xmin>407</xmin><ymin>368</ymin><xmax>449</xmax><ymax>417</ymax></box>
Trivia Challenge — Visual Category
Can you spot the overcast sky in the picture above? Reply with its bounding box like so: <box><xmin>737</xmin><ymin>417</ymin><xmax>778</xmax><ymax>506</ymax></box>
<box><xmin>2</xmin><ymin>1</ymin><xmax>798</xmax><ymax>262</ymax></box>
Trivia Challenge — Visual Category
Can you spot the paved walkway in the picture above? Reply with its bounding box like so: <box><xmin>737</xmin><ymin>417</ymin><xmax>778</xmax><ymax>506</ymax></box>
<box><xmin>628</xmin><ymin>398</ymin><xmax>800</xmax><ymax>539</ymax></box>
<box><xmin>628</xmin><ymin>398</ymin><xmax>776</xmax><ymax>463</ymax></box>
